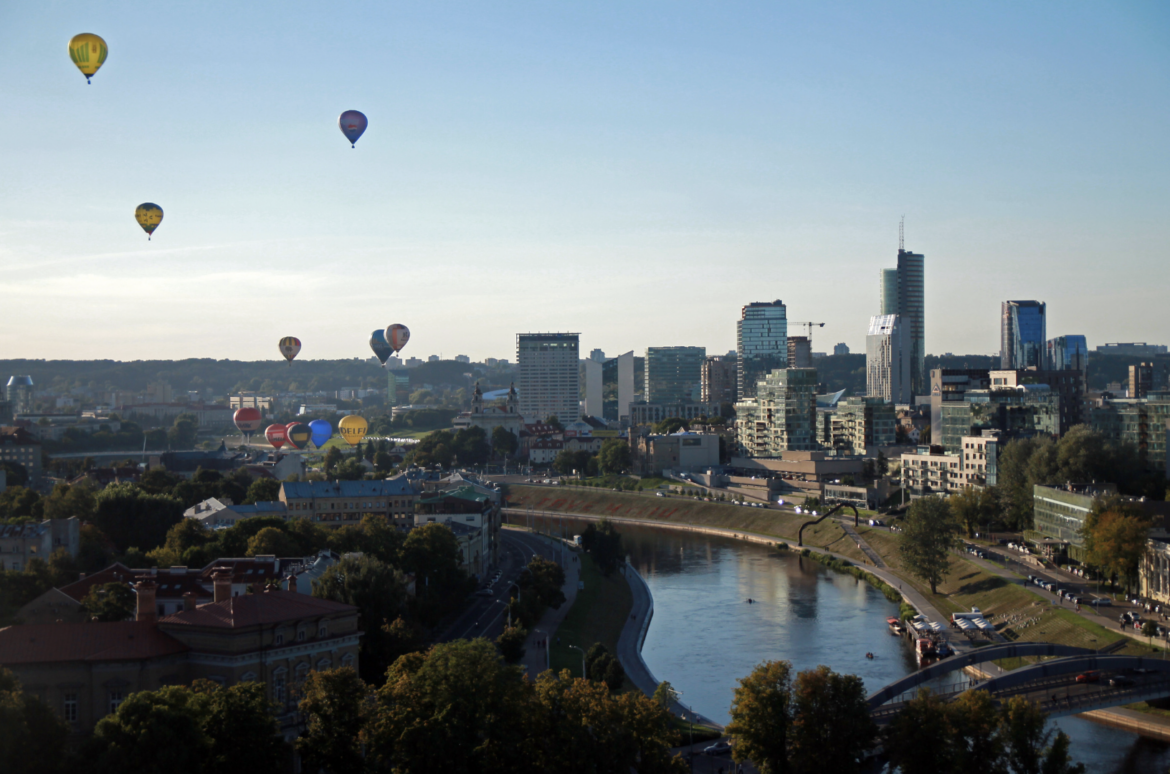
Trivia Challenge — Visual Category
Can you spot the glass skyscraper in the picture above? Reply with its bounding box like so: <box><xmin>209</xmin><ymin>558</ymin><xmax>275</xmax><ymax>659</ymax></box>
<box><xmin>644</xmin><ymin>346</ymin><xmax>706</xmax><ymax>403</ymax></box>
<box><xmin>737</xmin><ymin>301</ymin><xmax>787</xmax><ymax>400</ymax></box>
<box><xmin>1001</xmin><ymin>301</ymin><xmax>1047</xmax><ymax>369</ymax></box>
<box><xmin>1046</xmin><ymin>335</ymin><xmax>1088</xmax><ymax>373</ymax></box>
<box><xmin>878</xmin><ymin>250</ymin><xmax>925</xmax><ymax>395</ymax></box>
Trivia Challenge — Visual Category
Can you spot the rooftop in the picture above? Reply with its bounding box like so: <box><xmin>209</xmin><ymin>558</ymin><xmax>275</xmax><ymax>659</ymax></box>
<box><xmin>281</xmin><ymin>477</ymin><xmax>415</xmax><ymax>499</ymax></box>
<box><xmin>158</xmin><ymin>589</ymin><xmax>356</xmax><ymax>629</ymax></box>
<box><xmin>0</xmin><ymin>621</ymin><xmax>188</xmax><ymax>664</ymax></box>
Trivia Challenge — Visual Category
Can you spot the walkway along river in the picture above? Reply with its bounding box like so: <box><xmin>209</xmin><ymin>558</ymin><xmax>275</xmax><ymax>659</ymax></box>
<box><xmin>510</xmin><ymin>512</ymin><xmax>1170</xmax><ymax>774</ymax></box>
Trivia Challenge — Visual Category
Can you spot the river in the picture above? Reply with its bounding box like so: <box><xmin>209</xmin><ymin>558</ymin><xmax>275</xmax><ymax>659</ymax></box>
<box><xmin>515</xmin><ymin>513</ymin><xmax>1170</xmax><ymax>774</ymax></box>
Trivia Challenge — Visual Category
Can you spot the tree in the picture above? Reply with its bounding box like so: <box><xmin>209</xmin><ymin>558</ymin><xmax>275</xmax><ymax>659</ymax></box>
<box><xmin>323</xmin><ymin>446</ymin><xmax>344</xmax><ymax>473</ymax></box>
<box><xmin>87</xmin><ymin>685</ymin><xmax>211</xmax><ymax>774</ymax></box>
<box><xmin>579</xmin><ymin>519</ymin><xmax>623</xmax><ymax>576</ymax></box>
<box><xmin>1081</xmin><ymin>496</ymin><xmax>1152</xmax><ymax>593</ymax></box>
<box><xmin>167</xmin><ymin>417</ymin><xmax>198</xmax><ymax>449</ymax></box>
<box><xmin>950</xmin><ymin>486</ymin><xmax>998</xmax><ymax>538</ymax></box>
<box><xmin>545</xmin><ymin>415</ymin><xmax>565</xmax><ymax>431</ymax></box>
<box><xmin>727</xmin><ymin>659</ymin><xmax>794</xmax><ymax>774</ymax></box>
<box><xmin>372</xmin><ymin>451</ymin><xmax>395</xmax><ymax>474</ymax></box>
<box><xmin>0</xmin><ymin>486</ymin><xmax>41</xmax><ymax>522</ymax></box>
<box><xmin>312</xmin><ymin>555</ymin><xmax>408</xmax><ymax>682</ymax></box>
<box><xmin>652</xmin><ymin>417</ymin><xmax>689</xmax><ymax>434</ymax></box>
<box><xmin>246</xmin><ymin>527</ymin><xmax>301</xmax><ymax>558</ymax></box>
<box><xmin>584</xmin><ymin>643</ymin><xmax>625</xmax><ymax>692</ymax></box>
<box><xmin>243</xmin><ymin>478</ymin><xmax>280</xmax><ymax>504</ymax></box>
<box><xmin>0</xmin><ymin>461</ymin><xmax>29</xmax><ymax>489</ymax></box>
<box><xmin>999</xmin><ymin>696</ymin><xmax>1083</xmax><ymax>774</ymax></box>
<box><xmin>190</xmin><ymin>680</ymin><xmax>284</xmax><ymax>774</ymax></box>
<box><xmin>333</xmin><ymin>458</ymin><xmax>368</xmax><ymax>481</ymax></box>
<box><xmin>898</xmin><ymin>497</ymin><xmax>960</xmax><ymax>594</ymax></box>
<box><xmin>491</xmin><ymin>426</ymin><xmax>519</xmax><ymax>458</ymax></box>
<box><xmin>410</xmin><ymin>430</ymin><xmax>456</xmax><ymax>467</ymax></box>
<box><xmin>0</xmin><ymin>668</ymin><xmax>72</xmax><ymax>774</ymax></box>
<box><xmin>452</xmin><ymin>426</ymin><xmax>491</xmax><ymax>466</ymax></box>
<box><xmin>366</xmin><ymin>639</ymin><xmax>535</xmax><ymax>774</ymax></box>
<box><xmin>401</xmin><ymin>522</ymin><xmax>467</xmax><ymax>597</ymax></box>
<box><xmin>297</xmin><ymin>668</ymin><xmax>370</xmax><ymax>774</ymax></box>
<box><xmin>884</xmin><ymin>689</ymin><xmax>957</xmax><ymax>774</ymax></box>
<box><xmin>92</xmin><ymin>483</ymin><xmax>184</xmax><ymax>552</ymax></box>
<box><xmin>652</xmin><ymin>680</ymin><xmax>677</xmax><ymax>711</ymax></box>
<box><xmin>41</xmin><ymin>482</ymin><xmax>96</xmax><ymax>521</ymax></box>
<box><xmin>81</xmin><ymin>581</ymin><xmax>137</xmax><ymax>622</ymax></box>
<box><xmin>598</xmin><ymin>438</ymin><xmax>631</xmax><ymax>474</ymax></box>
<box><xmin>496</xmin><ymin>625</ymin><xmax>528</xmax><ymax>663</ymax></box>
<box><xmin>788</xmin><ymin>666</ymin><xmax>876</xmax><ymax>774</ymax></box>
<box><xmin>381</xmin><ymin>615</ymin><xmax>427</xmax><ymax>664</ymax></box>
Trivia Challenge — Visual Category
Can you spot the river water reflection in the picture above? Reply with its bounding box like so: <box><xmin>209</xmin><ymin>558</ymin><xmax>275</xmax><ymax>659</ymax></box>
<box><xmin>518</xmin><ymin>514</ymin><xmax>1170</xmax><ymax>773</ymax></box>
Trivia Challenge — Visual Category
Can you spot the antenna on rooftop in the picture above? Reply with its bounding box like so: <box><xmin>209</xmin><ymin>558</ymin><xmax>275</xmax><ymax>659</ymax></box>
<box><xmin>899</xmin><ymin>216</ymin><xmax>904</xmax><ymax>251</ymax></box>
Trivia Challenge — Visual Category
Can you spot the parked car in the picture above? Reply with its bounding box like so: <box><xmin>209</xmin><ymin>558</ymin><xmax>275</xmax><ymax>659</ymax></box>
<box><xmin>704</xmin><ymin>741</ymin><xmax>732</xmax><ymax>756</ymax></box>
<box><xmin>1075</xmin><ymin>671</ymin><xmax>1100</xmax><ymax>684</ymax></box>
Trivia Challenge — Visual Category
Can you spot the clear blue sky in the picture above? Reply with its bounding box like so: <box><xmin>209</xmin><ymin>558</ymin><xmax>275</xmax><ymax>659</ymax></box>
<box><xmin>1</xmin><ymin>2</ymin><xmax>1167</xmax><ymax>362</ymax></box>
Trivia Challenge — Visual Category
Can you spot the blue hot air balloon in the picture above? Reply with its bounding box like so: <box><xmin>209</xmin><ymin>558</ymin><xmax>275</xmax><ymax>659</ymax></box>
<box><xmin>308</xmin><ymin>419</ymin><xmax>333</xmax><ymax>449</ymax></box>
<box><xmin>370</xmin><ymin>329</ymin><xmax>393</xmax><ymax>365</ymax></box>
<box><xmin>339</xmin><ymin>110</ymin><xmax>367</xmax><ymax>148</ymax></box>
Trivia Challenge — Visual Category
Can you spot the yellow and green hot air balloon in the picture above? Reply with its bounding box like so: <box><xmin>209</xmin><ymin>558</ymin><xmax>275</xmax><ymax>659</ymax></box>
<box><xmin>68</xmin><ymin>33</ymin><xmax>108</xmax><ymax>84</ymax></box>
<box><xmin>135</xmin><ymin>203</ymin><xmax>163</xmax><ymax>240</ymax></box>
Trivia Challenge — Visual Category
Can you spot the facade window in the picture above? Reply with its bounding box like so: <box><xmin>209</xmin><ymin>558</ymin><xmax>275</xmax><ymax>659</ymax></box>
<box><xmin>64</xmin><ymin>693</ymin><xmax>78</xmax><ymax>723</ymax></box>
<box><xmin>108</xmin><ymin>690</ymin><xmax>123</xmax><ymax>715</ymax></box>
<box><xmin>273</xmin><ymin>676</ymin><xmax>285</xmax><ymax>705</ymax></box>
<box><xmin>297</xmin><ymin>629</ymin><xmax>306</xmax><ymax>642</ymax></box>
<box><xmin>275</xmin><ymin>633</ymin><xmax>284</xmax><ymax>645</ymax></box>
<box><xmin>318</xmin><ymin>624</ymin><xmax>328</xmax><ymax>638</ymax></box>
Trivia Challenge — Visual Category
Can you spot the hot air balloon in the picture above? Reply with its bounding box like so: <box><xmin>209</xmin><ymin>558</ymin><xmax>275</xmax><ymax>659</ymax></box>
<box><xmin>233</xmin><ymin>407</ymin><xmax>263</xmax><ymax>441</ymax></box>
<box><xmin>308</xmin><ymin>419</ymin><xmax>332</xmax><ymax>449</ymax></box>
<box><xmin>68</xmin><ymin>33</ymin><xmax>108</xmax><ymax>84</ymax></box>
<box><xmin>369</xmin><ymin>329</ymin><xmax>393</xmax><ymax>366</ymax></box>
<box><xmin>339</xmin><ymin>110</ymin><xmax>368</xmax><ymax>148</ymax></box>
<box><xmin>265</xmin><ymin>424</ymin><xmax>287</xmax><ymax>450</ymax></box>
<box><xmin>338</xmin><ymin>415</ymin><xmax>369</xmax><ymax>447</ymax></box>
<box><xmin>285</xmin><ymin>422</ymin><xmax>311</xmax><ymax>451</ymax></box>
<box><xmin>135</xmin><ymin>203</ymin><xmax>163</xmax><ymax>240</ymax></box>
<box><xmin>386</xmin><ymin>324</ymin><xmax>410</xmax><ymax>354</ymax></box>
<box><xmin>279</xmin><ymin>337</ymin><xmax>301</xmax><ymax>365</ymax></box>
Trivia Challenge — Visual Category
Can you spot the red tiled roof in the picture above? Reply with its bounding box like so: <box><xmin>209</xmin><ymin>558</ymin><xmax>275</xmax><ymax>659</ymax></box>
<box><xmin>143</xmin><ymin>573</ymin><xmax>212</xmax><ymax>599</ymax></box>
<box><xmin>57</xmin><ymin>563</ymin><xmax>135</xmax><ymax>602</ymax></box>
<box><xmin>200</xmin><ymin>558</ymin><xmax>282</xmax><ymax>583</ymax></box>
<box><xmin>158</xmin><ymin>590</ymin><xmax>356</xmax><ymax>629</ymax></box>
<box><xmin>0</xmin><ymin>621</ymin><xmax>189</xmax><ymax>665</ymax></box>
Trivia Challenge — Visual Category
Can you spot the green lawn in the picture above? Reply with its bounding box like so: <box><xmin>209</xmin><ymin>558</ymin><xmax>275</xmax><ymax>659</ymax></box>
<box><xmin>549</xmin><ymin>554</ymin><xmax>633</xmax><ymax>681</ymax></box>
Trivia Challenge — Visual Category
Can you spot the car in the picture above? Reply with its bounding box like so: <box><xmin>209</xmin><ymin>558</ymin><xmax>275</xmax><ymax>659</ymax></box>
<box><xmin>703</xmin><ymin>741</ymin><xmax>732</xmax><ymax>756</ymax></box>
<box><xmin>1075</xmin><ymin>671</ymin><xmax>1100</xmax><ymax>684</ymax></box>
<box><xmin>475</xmin><ymin>588</ymin><xmax>494</xmax><ymax>597</ymax></box>
<box><xmin>656</xmin><ymin>491</ymin><xmax>664</xmax><ymax>497</ymax></box>
<box><xmin>1109</xmin><ymin>675</ymin><xmax>1134</xmax><ymax>688</ymax></box>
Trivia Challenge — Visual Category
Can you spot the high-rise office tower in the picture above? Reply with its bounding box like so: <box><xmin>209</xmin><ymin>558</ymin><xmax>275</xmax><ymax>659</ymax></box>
<box><xmin>787</xmin><ymin>337</ymin><xmax>812</xmax><ymax>368</ymax></box>
<box><xmin>737</xmin><ymin>300</ymin><xmax>787</xmax><ymax>400</ymax></box>
<box><xmin>582</xmin><ymin>359</ymin><xmax>603</xmax><ymax>419</ymax></box>
<box><xmin>616</xmin><ymin>351</ymin><xmax>635</xmax><ymax>422</ymax></box>
<box><xmin>1001</xmin><ymin>301</ymin><xmax>1047</xmax><ymax>369</ymax></box>
<box><xmin>1046</xmin><ymin>335</ymin><xmax>1088</xmax><ymax>373</ymax></box>
<box><xmin>701</xmin><ymin>355</ymin><xmax>737</xmax><ymax>405</ymax></box>
<box><xmin>879</xmin><ymin>237</ymin><xmax>925</xmax><ymax>396</ymax></box>
<box><xmin>645</xmin><ymin>346</ymin><xmax>706</xmax><ymax>403</ymax></box>
<box><xmin>1130</xmin><ymin>363</ymin><xmax>1154</xmax><ymax>399</ymax></box>
<box><xmin>866</xmin><ymin>315</ymin><xmax>911</xmax><ymax>404</ymax></box>
<box><xmin>880</xmin><ymin>268</ymin><xmax>899</xmax><ymax>316</ymax></box>
<box><xmin>5</xmin><ymin>376</ymin><xmax>34</xmax><ymax>415</ymax></box>
<box><xmin>516</xmin><ymin>333</ymin><xmax>580</xmax><ymax>423</ymax></box>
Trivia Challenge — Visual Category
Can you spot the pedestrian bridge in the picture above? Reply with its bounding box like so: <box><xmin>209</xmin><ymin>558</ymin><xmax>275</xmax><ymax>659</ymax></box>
<box><xmin>868</xmin><ymin>642</ymin><xmax>1170</xmax><ymax>725</ymax></box>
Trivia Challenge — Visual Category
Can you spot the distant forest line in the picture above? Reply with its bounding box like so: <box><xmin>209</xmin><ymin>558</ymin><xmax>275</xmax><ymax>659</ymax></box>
<box><xmin>1</xmin><ymin>351</ymin><xmax>1159</xmax><ymax>405</ymax></box>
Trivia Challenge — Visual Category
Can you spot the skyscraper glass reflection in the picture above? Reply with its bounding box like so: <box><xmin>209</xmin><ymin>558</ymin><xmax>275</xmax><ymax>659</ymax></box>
<box><xmin>737</xmin><ymin>301</ymin><xmax>787</xmax><ymax>400</ymax></box>
<box><xmin>1001</xmin><ymin>301</ymin><xmax>1047</xmax><ymax>369</ymax></box>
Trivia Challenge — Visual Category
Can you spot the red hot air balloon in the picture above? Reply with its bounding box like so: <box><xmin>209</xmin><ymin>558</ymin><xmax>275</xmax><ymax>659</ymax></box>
<box><xmin>234</xmin><ymin>408</ymin><xmax>263</xmax><ymax>440</ymax></box>
<box><xmin>285</xmin><ymin>422</ymin><xmax>312</xmax><ymax>451</ymax></box>
<box><xmin>265</xmin><ymin>424</ymin><xmax>287</xmax><ymax>450</ymax></box>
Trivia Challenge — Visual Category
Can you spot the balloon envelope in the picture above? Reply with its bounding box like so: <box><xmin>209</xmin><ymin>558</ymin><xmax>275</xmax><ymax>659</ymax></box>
<box><xmin>233</xmin><ymin>407</ymin><xmax>263</xmax><ymax>435</ymax></box>
<box><xmin>308</xmin><ymin>419</ymin><xmax>332</xmax><ymax>448</ymax></box>
<box><xmin>338</xmin><ymin>415</ymin><xmax>369</xmax><ymax>446</ymax></box>
<box><xmin>135</xmin><ymin>203</ymin><xmax>163</xmax><ymax>239</ymax></box>
<box><xmin>265</xmin><ymin>424</ymin><xmax>287</xmax><ymax>450</ymax></box>
<box><xmin>68</xmin><ymin>33</ymin><xmax>108</xmax><ymax>82</ymax></box>
<box><xmin>339</xmin><ymin>110</ymin><xmax>368</xmax><ymax>147</ymax></box>
<box><xmin>386</xmin><ymin>324</ymin><xmax>410</xmax><ymax>354</ymax></box>
<box><xmin>279</xmin><ymin>337</ymin><xmax>302</xmax><ymax>363</ymax></box>
<box><xmin>369</xmin><ymin>329</ymin><xmax>393</xmax><ymax>365</ymax></box>
<box><xmin>285</xmin><ymin>422</ymin><xmax>311</xmax><ymax>450</ymax></box>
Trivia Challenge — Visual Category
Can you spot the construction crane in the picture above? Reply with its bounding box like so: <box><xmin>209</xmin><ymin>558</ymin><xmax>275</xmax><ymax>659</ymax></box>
<box><xmin>791</xmin><ymin>322</ymin><xmax>825</xmax><ymax>337</ymax></box>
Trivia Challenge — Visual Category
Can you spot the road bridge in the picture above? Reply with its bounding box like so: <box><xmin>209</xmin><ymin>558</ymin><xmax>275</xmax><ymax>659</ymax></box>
<box><xmin>867</xmin><ymin>643</ymin><xmax>1170</xmax><ymax>725</ymax></box>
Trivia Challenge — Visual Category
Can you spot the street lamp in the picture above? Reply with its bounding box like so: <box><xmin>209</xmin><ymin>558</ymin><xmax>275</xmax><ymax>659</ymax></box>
<box><xmin>568</xmin><ymin>644</ymin><xmax>587</xmax><ymax>679</ymax></box>
<box><xmin>673</xmin><ymin>687</ymin><xmax>695</xmax><ymax>773</ymax></box>
<box><xmin>533</xmin><ymin>628</ymin><xmax>550</xmax><ymax>670</ymax></box>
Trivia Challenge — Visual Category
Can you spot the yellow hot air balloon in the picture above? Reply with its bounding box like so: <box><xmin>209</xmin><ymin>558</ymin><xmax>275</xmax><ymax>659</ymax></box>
<box><xmin>135</xmin><ymin>203</ymin><xmax>163</xmax><ymax>240</ymax></box>
<box><xmin>68</xmin><ymin>34</ymin><xmax>108</xmax><ymax>84</ymax></box>
<box><xmin>338</xmin><ymin>415</ymin><xmax>369</xmax><ymax>447</ymax></box>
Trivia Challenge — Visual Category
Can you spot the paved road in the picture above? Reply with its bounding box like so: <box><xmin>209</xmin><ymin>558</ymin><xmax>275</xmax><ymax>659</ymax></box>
<box><xmin>435</xmin><ymin>530</ymin><xmax>560</xmax><ymax>643</ymax></box>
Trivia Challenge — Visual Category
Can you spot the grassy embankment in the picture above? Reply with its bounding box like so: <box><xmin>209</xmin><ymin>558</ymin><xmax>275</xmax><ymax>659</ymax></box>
<box><xmin>548</xmin><ymin>552</ymin><xmax>632</xmax><ymax>678</ymax></box>
<box><xmin>506</xmin><ymin>486</ymin><xmax>868</xmax><ymax>565</ymax></box>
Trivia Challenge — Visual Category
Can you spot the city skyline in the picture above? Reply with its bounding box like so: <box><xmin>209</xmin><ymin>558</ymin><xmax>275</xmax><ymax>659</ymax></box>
<box><xmin>2</xmin><ymin>3</ymin><xmax>1168</xmax><ymax>362</ymax></box>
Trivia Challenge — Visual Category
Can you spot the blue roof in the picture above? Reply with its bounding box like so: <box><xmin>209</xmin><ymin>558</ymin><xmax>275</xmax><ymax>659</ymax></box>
<box><xmin>226</xmin><ymin>501</ymin><xmax>287</xmax><ymax>515</ymax></box>
<box><xmin>281</xmin><ymin>477</ymin><xmax>416</xmax><ymax>499</ymax></box>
